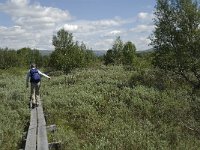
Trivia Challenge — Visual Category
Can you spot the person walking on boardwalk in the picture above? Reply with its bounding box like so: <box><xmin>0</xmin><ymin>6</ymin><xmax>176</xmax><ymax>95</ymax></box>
<box><xmin>26</xmin><ymin>63</ymin><xmax>51</xmax><ymax>108</ymax></box>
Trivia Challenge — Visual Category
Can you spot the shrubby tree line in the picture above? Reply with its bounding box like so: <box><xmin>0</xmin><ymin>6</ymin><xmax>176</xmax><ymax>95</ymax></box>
<box><xmin>103</xmin><ymin>36</ymin><xmax>154</xmax><ymax>72</ymax></box>
<box><xmin>104</xmin><ymin>36</ymin><xmax>137</xmax><ymax>66</ymax></box>
<box><xmin>49</xmin><ymin>29</ymin><xmax>96</xmax><ymax>73</ymax></box>
<box><xmin>0</xmin><ymin>47</ymin><xmax>46</xmax><ymax>69</ymax></box>
<box><xmin>0</xmin><ymin>29</ymin><xmax>97</xmax><ymax>72</ymax></box>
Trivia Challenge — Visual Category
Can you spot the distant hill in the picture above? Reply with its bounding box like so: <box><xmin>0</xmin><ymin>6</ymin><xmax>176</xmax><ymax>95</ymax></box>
<box><xmin>39</xmin><ymin>50</ymin><xmax>107</xmax><ymax>57</ymax></box>
<box><xmin>136</xmin><ymin>48</ymin><xmax>154</xmax><ymax>54</ymax></box>
<box><xmin>38</xmin><ymin>49</ymin><xmax>154</xmax><ymax>56</ymax></box>
<box><xmin>93</xmin><ymin>50</ymin><xmax>107</xmax><ymax>56</ymax></box>
<box><xmin>39</xmin><ymin>50</ymin><xmax>53</xmax><ymax>56</ymax></box>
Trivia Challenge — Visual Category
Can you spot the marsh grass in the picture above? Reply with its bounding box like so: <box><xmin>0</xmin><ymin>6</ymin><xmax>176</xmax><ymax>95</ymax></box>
<box><xmin>1</xmin><ymin>65</ymin><xmax>200</xmax><ymax>149</ymax></box>
<box><xmin>41</xmin><ymin>65</ymin><xmax>200</xmax><ymax>149</ymax></box>
<box><xmin>0</xmin><ymin>70</ymin><xmax>29</xmax><ymax>150</ymax></box>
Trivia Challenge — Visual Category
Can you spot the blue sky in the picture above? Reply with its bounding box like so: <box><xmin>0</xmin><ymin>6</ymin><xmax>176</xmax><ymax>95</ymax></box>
<box><xmin>0</xmin><ymin>0</ymin><xmax>156</xmax><ymax>51</ymax></box>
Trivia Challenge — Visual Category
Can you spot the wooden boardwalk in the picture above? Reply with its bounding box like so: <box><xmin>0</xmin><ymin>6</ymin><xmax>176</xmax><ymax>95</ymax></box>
<box><xmin>25</xmin><ymin>102</ymin><xmax>49</xmax><ymax>150</ymax></box>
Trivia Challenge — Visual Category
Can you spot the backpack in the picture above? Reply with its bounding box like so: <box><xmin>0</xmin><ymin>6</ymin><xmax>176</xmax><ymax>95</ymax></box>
<box><xmin>30</xmin><ymin>68</ymin><xmax>41</xmax><ymax>83</ymax></box>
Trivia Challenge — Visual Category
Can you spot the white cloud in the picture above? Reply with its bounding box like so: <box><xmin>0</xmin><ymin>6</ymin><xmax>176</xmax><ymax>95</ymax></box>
<box><xmin>137</xmin><ymin>12</ymin><xmax>154</xmax><ymax>23</ymax></box>
<box><xmin>64</xmin><ymin>24</ymin><xmax>79</xmax><ymax>32</ymax></box>
<box><xmin>9</xmin><ymin>0</ymin><xmax>29</xmax><ymax>7</ymax></box>
<box><xmin>0</xmin><ymin>1</ymin><xmax>71</xmax><ymax>27</ymax></box>
<box><xmin>71</xmin><ymin>18</ymin><xmax>125</xmax><ymax>33</ymax></box>
<box><xmin>91</xmin><ymin>38</ymin><xmax>114</xmax><ymax>50</ymax></box>
<box><xmin>54</xmin><ymin>17</ymin><xmax>153</xmax><ymax>50</ymax></box>
<box><xmin>0</xmin><ymin>26</ymin><xmax>27</xmax><ymax>42</ymax></box>
<box><xmin>0</xmin><ymin>25</ymin><xmax>51</xmax><ymax>49</ymax></box>
<box><xmin>0</xmin><ymin>1</ymin><xmax>154</xmax><ymax>51</ymax></box>
<box><xmin>135</xmin><ymin>37</ymin><xmax>151</xmax><ymax>50</ymax></box>
<box><xmin>130</xmin><ymin>24</ymin><xmax>154</xmax><ymax>33</ymax></box>
<box><xmin>138</xmin><ymin>12</ymin><xmax>149</xmax><ymax>19</ymax></box>
<box><xmin>1</xmin><ymin>0</ymin><xmax>70</xmax><ymax>18</ymax></box>
<box><xmin>91</xmin><ymin>19</ymin><xmax>121</xmax><ymax>27</ymax></box>
<box><xmin>109</xmin><ymin>30</ymin><xmax>121</xmax><ymax>35</ymax></box>
<box><xmin>103</xmin><ymin>30</ymin><xmax>122</xmax><ymax>38</ymax></box>
<box><xmin>0</xmin><ymin>0</ymin><xmax>72</xmax><ymax>49</ymax></box>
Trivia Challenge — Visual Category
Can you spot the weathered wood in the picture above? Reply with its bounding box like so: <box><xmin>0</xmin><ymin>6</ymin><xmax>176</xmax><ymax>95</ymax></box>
<box><xmin>25</xmin><ymin>108</ymin><xmax>37</xmax><ymax>150</ymax></box>
<box><xmin>25</xmin><ymin>100</ymin><xmax>49</xmax><ymax>150</ymax></box>
<box><xmin>37</xmin><ymin>104</ymin><xmax>49</xmax><ymax>150</ymax></box>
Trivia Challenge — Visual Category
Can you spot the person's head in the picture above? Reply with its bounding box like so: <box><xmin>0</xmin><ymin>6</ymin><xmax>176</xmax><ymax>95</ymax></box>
<box><xmin>30</xmin><ymin>63</ymin><xmax>36</xmax><ymax>68</ymax></box>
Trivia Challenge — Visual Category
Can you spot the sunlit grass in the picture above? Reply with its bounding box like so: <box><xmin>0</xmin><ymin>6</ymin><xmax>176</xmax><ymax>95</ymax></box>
<box><xmin>41</xmin><ymin>65</ymin><xmax>200</xmax><ymax>149</ymax></box>
<box><xmin>1</xmin><ymin>65</ymin><xmax>200</xmax><ymax>149</ymax></box>
<box><xmin>0</xmin><ymin>70</ymin><xmax>29</xmax><ymax>150</ymax></box>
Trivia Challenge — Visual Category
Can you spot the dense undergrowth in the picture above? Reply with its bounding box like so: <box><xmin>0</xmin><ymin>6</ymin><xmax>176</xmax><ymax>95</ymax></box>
<box><xmin>0</xmin><ymin>69</ymin><xmax>29</xmax><ymax>150</ymax></box>
<box><xmin>41</xmin><ymin>65</ymin><xmax>200</xmax><ymax>150</ymax></box>
<box><xmin>1</xmin><ymin>65</ymin><xmax>200</xmax><ymax>149</ymax></box>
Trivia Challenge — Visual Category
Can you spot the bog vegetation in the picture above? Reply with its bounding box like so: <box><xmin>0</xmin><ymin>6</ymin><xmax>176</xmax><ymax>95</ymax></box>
<box><xmin>1</xmin><ymin>0</ymin><xmax>200</xmax><ymax>149</ymax></box>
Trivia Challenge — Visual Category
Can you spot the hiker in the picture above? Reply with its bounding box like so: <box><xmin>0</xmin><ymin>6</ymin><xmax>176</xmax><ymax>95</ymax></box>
<box><xmin>26</xmin><ymin>63</ymin><xmax>50</xmax><ymax>108</ymax></box>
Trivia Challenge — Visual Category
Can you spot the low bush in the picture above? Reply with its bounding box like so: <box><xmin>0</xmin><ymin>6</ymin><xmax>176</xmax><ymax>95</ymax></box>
<box><xmin>0</xmin><ymin>73</ymin><xmax>29</xmax><ymax>150</ymax></box>
<box><xmin>41</xmin><ymin>65</ymin><xmax>200</xmax><ymax>149</ymax></box>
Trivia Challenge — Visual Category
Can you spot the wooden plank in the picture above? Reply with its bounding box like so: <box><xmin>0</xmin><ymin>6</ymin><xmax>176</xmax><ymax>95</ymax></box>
<box><xmin>37</xmin><ymin>104</ymin><xmax>49</xmax><ymax>150</ymax></box>
<box><xmin>25</xmin><ymin>108</ymin><xmax>37</xmax><ymax>150</ymax></box>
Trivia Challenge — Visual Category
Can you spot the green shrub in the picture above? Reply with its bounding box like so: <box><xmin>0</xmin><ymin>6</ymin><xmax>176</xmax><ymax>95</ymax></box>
<box><xmin>48</xmin><ymin>70</ymin><xmax>64</xmax><ymax>76</ymax></box>
<box><xmin>0</xmin><ymin>72</ymin><xmax>29</xmax><ymax>150</ymax></box>
<box><xmin>41</xmin><ymin>65</ymin><xmax>200</xmax><ymax>149</ymax></box>
<box><xmin>129</xmin><ymin>68</ymin><xmax>189</xmax><ymax>91</ymax></box>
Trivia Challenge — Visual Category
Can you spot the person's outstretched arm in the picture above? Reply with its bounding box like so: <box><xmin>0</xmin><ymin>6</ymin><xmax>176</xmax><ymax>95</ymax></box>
<box><xmin>38</xmin><ymin>70</ymin><xmax>51</xmax><ymax>79</ymax></box>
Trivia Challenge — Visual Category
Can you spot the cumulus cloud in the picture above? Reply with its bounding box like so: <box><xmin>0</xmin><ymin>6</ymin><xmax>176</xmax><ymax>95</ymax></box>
<box><xmin>63</xmin><ymin>24</ymin><xmax>78</xmax><ymax>32</ymax></box>
<box><xmin>130</xmin><ymin>24</ymin><xmax>154</xmax><ymax>33</ymax></box>
<box><xmin>0</xmin><ymin>0</ymin><xmax>154</xmax><ymax>51</ymax></box>
<box><xmin>91</xmin><ymin>38</ymin><xmax>114</xmax><ymax>50</ymax></box>
<box><xmin>135</xmin><ymin>37</ymin><xmax>151</xmax><ymax>50</ymax></box>
<box><xmin>109</xmin><ymin>30</ymin><xmax>121</xmax><ymax>35</ymax></box>
<box><xmin>69</xmin><ymin>18</ymin><xmax>125</xmax><ymax>33</ymax></box>
<box><xmin>0</xmin><ymin>25</ymin><xmax>52</xmax><ymax>49</ymax></box>
<box><xmin>137</xmin><ymin>12</ymin><xmax>154</xmax><ymax>23</ymax></box>
<box><xmin>0</xmin><ymin>0</ymin><xmax>71</xmax><ymax>26</ymax></box>
<box><xmin>9</xmin><ymin>0</ymin><xmax>29</xmax><ymax>7</ymax></box>
<box><xmin>55</xmin><ymin>16</ymin><xmax>153</xmax><ymax>50</ymax></box>
<box><xmin>57</xmin><ymin>15</ymin><xmax>153</xmax><ymax>50</ymax></box>
<box><xmin>0</xmin><ymin>0</ymin><xmax>72</xmax><ymax>49</ymax></box>
<box><xmin>91</xmin><ymin>19</ymin><xmax>121</xmax><ymax>27</ymax></box>
<box><xmin>138</xmin><ymin>12</ymin><xmax>148</xmax><ymax>19</ymax></box>
<box><xmin>103</xmin><ymin>30</ymin><xmax>122</xmax><ymax>37</ymax></box>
